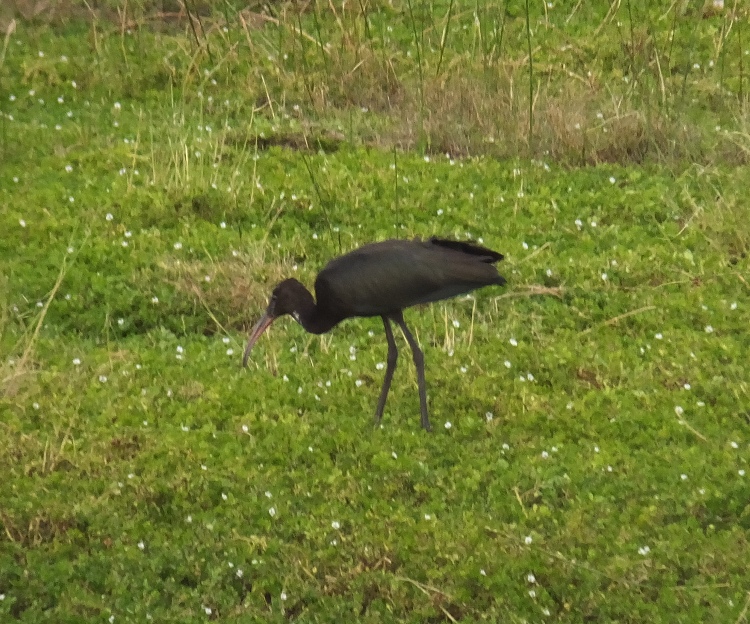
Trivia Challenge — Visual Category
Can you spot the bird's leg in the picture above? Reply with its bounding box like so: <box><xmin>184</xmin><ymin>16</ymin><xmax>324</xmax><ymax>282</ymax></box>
<box><xmin>374</xmin><ymin>315</ymin><xmax>398</xmax><ymax>425</ymax></box>
<box><xmin>392</xmin><ymin>312</ymin><xmax>431</xmax><ymax>432</ymax></box>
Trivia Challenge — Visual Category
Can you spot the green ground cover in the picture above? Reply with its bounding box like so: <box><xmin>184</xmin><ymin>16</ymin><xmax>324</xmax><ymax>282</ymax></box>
<box><xmin>1</xmin><ymin>1</ymin><xmax>749</xmax><ymax>621</ymax></box>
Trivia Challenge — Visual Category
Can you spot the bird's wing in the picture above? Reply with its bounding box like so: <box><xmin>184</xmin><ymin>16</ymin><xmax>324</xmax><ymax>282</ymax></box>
<box><xmin>315</xmin><ymin>239</ymin><xmax>505</xmax><ymax>317</ymax></box>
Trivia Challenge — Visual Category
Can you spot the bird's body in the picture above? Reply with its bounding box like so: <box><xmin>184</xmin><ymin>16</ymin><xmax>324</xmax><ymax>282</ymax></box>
<box><xmin>243</xmin><ymin>237</ymin><xmax>506</xmax><ymax>430</ymax></box>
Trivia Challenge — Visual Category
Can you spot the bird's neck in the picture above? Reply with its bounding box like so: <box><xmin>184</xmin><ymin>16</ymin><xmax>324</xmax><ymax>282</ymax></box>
<box><xmin>293</xmin><ymin>289</ymin><xmax>341</xmax><ymax>335</ymax></box>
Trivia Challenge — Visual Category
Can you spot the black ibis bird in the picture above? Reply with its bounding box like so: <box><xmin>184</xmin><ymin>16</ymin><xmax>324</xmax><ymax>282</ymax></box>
<box><xmin>243</xmin><ymin>237</ymin><xmax>506</xmax><ymax>430</ymax></box>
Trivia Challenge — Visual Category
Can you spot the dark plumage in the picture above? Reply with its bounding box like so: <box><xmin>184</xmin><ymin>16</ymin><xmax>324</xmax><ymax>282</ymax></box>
<box><xmin>243</xmin><ymin>237</ymin><xmax>506</xmax><ymax>430</ymax></box>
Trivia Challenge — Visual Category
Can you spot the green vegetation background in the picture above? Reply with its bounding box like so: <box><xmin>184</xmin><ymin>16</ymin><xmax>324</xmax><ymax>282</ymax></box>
<box><xmin>1</xmin><ymin>1</ymin><xmax>749</xmax><ymax>621</ymax></box>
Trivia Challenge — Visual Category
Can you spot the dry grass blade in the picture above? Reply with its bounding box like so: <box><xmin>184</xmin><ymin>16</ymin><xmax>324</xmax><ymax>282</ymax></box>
<box><xmin>2</xmin><ymin>254</ymin><xmax>70</xmax><ymax>398</ymax></box>
<box><xmin>578</xmin><ymin>305</ymin><xmax>656</xmax><ymax>335</ymax></box>
<box><xmin>495</xmin><ymin>285</ymin><xmax>564</xmax><ymax>300</ymax></box>
<box><xmin>736</xmin><ymin>592</ymin><xmax>750</xmax><ymax>624</ymax></box>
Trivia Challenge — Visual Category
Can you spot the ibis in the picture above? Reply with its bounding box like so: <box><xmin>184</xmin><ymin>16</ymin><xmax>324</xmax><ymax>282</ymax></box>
<box><xmin>243</xmin><ymin>237</ymin><xmax>506</xmax><ymax>430</ymax></box>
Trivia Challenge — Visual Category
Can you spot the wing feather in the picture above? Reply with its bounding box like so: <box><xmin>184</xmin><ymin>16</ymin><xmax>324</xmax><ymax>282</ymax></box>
<box><xmin>315</xmin><ymin>239</ymin><xmax>505</xmax><ymax>317</ymax></box>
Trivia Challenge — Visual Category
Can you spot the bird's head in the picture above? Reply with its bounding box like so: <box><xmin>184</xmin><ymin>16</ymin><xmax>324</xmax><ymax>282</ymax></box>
<box><xmin>242</xmin><ymin>279</ymin><xmax>307</xmax><ymax>367</ymax></box>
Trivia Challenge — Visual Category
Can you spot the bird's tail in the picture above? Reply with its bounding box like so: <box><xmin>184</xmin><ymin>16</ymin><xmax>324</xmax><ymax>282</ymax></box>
<box><xmin>428</xmin><ymin>237</ymin><xmax>504</xmax><ymax>263</ymax></box>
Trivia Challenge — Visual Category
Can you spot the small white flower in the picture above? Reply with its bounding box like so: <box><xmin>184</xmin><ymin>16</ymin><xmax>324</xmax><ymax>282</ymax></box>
<box><xmin>480</xmin><ymin>569</ymin><xmax>486</xmax><ymax>576</ymax></box>
<box><xmin>730</xmin><ymin>441</ymin><xmax>739</xmax><ymax>449</ymax></box>
<box><xmin>376</xmin><ymin>362</ymin><xmax>385</xmax><ymax>370</ymax></box>
<box><xmin>220</xmin><ymin>221</ymin><xmax>226</xmax><ymax>228</ymax></box>
<box><xmin>528</xmin><ymin>589</ymin><xmax>536</xmax><ymax>598</ymax></box>
<box><xmin>265</xmin><ymin>491</ymin><xmax>272</xmax><ymax>498</ymax></box>
<box><xmin>601</xmin><ymin>272</ymin><xmax>608</xmax><ymax>281</ymax></box>
<box><xmin>268</xmin><ymin>507</ymin><xmax>276</xmax><ymax>517</ymax></box>
<box><xmin>704</xmin><ymin>325</ymin><xmax>714</xmax><ymax>333</ymax></box>
<box><xmin>19</xmin><ymin>219</ymin><xmax>26</xmax><ymax>227</ymax></box>
<box><xmin>485</xmin><ymin>412</ymin><xmax>493</xmax><ymax>422</ymax></box>
<box><xmin>638</xmin><ymin>545</ymin><xmax>651</xmax><ymax>556</ymax></box>
<box><xmin>151</xmin><ymin>296</ymin><xmax>159</xmax><ymax>304</ymax></box>
<box><xmin>509</xmin><ymin>337</ymin><xmax>518</xmax><ymax>347</ymax></box>
<box><xmin>73</xmin><ymin>358</ymin><xmax>81</xmax><ymax>366</ymax></box>
<box><xmin>204</xmin><ymin>607</ymin><xmax>212</xmax><ymax>615</ymax></box>
<box><xmin>504</xmin><ymin>360</ymin><xmax>511</xmax><ymax>368</ymax></box>
<box><xmin>594</xmin><ymin>446</ymin><xmax>600</xmax><ymax>453</ymax></box>
<box><xmin>236</xmin><ymin>569</ymin><xmax>243</xmax><ymax>578</ymax></box>
<box><xmin>331</xmin><ymin>521</ymin><xmax>340</xmax><ymax>529</ymax></box>
<box><xmin>99</xmin><ymin>375</ymin><xmax>107</xmax><ymax>383</ymax></box>
<box><xmin>524</xmin><ymin>535</ymin><xmax>532</xmax><ymax>545</ymax></box>
<box><xmin>655</xmin><ymin>332</ymin><xmax>663</xmax><ymax>340</ymax></box>
<box><xmin>33</xmin><ymin>402</ymin><xmax>40</xmax><ymax>409</ymax></box>
<box><xmin>590</xmin><ymin>221</ymin><xmax>597</xmax><ymax>227</ymax></box>
<box><xmin>226</xmin><ymin>348</ymin><xmax>234</xmax><ymax>356</ymax></box>
<box><xmin>280</xmin><ymin>592</ymin><xmax>287</xmax><ymax>601</ymax></box>
<box><xmin>444</xmin><ymin>421</ymin><xmax>452</xmax><ymax>429</ymax></box>
<box><xmin>138</xmin><ymin>540</ymin><xmax>145</xmax><ymax>550</ymax></box>
<box><xmin>222</xmin><ymin>493</ymin><xmax>228</xmax><ymax>500</ymax></box>
<box><xmin>739</xmin><ymin>470</ymin><xmax>746</xmax><ymax>477</ymax></box>
<box><xmin>241</xmin><ymin>424</ymin><xmax>249</xmax><ymax>433</ymax></box>
<box><xmin>424</xmin><ymin>514</ymin><xmax>431</xmax><ymax>520</ymax></box>
<box><xmin>541</xmin><ymin>451</ymin><xmax>549</xmax><ymax>459</ymax></box>
<box><xmin>730</xmin><ymin>302</ymin><xmax>737</xmax><ymax>310</ymax></box>
<box><xmin>675</xmin><ymin>405</ymin><xmax>684</xmax><ymax>416</ymax></box>
<box><xmin>452</xmin><ymin>319</ymin><xmax>460</xmax><ymax>328</ymax></box>
<box><xmin>173</xmin><ymin>242</ymin><xmax>182</xmax><ymax>250</ymax></box>
<box><xmin>355</xmin><ymin>379</ymin><xmax>363</xmax><ymax>387</ymax></box>
<box><xmin>437</xmin><ymin>209</ymin><xmax>444</xmax><ymax>216</ymax></box>
<box><xmin>114</xmin><ymin>102</ymin><xmax>121</xmax><ymax>110</ymax></box>
<box><xmin>527</xmin><ymin>573</ymin><xmax>536</xmax><ymax>583</ymax></box>
<box><xmin>681</xmin><ymin>473</ymin><xmax>688</xmax><ymax>481</ymax></box>
<box><xmin>105</xmin><ymin>213</ymin><xmax>113</xmax><ymax>221</ymax></box>
<box><xmin>609</xmin><ymin>176</ymin><xmax>616</xmax><ymax>184</ymax></box>
<box><xmin>392</xmin><ymin>451</ymin><xmax>398</xmax><ymax>459</ymax></box>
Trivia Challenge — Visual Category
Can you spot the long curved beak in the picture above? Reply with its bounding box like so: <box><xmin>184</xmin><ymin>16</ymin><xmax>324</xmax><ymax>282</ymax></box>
<box><xmin>242</xmin><ymin>311</ymin><xmax>276</xmax><ymax>367</ymax></box>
